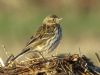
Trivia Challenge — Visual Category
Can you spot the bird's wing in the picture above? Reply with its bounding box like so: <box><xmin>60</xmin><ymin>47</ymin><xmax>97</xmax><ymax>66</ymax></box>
<box><xmin>11</xmin><ymin>26</ymin><xmax>44</xmax><ymax>61</ymax></box>
<box><xmin>26</xmin><ymin>25</ymin><xmax>44</xmax><ymax>46</ymax></box>
<box><xmin>11</xmin><ymin>25</ymin><xmax>56</xmax><ymax>61</ymax></box>
<box><xmin>26</xmin><ymin>25</ymin><xmax>55</xmax><ymax>47</ymax></box>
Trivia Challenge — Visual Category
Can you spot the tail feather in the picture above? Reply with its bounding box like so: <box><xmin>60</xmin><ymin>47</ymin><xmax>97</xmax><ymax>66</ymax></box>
<box><xmin>11</xmin><ymin>48</ymin><xmax>30</xmax><ymax>61</ymax></box>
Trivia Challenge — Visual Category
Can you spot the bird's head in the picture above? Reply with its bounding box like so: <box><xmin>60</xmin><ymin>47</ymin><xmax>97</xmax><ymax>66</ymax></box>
<box><xmin>43</xmin><ymin>15</ymin><xmax>62</xmax><ymax>26</ymax></box>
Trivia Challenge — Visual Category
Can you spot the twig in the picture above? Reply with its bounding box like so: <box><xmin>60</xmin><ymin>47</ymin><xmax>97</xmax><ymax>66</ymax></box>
<box><xmin>1</xmin><ymin>45</ymin><xmax>9</xmax><ymax>58</ymax></box>
<box><xmin>95</xmin><ymin>53</ymin><xmax>100</xmax><ymax>64</ymax></box>
<box><xmin>59</xmin><ymin>61</ymin><xmax>67</xmax><ymax>73</ymax></box>
<box><xmin>78</xmin><ymin>47</ymin><xmax>81</xmax><ymax>57</ymax></box>
<box><xmin>0</xmin><ymin>58</ymin><xmax>5</xmax><ymax>67</ymax></box>
<box><xmin>0</xmin><ymin>53</ymin><xmax>99</xmax><ymax>75</ymax></box>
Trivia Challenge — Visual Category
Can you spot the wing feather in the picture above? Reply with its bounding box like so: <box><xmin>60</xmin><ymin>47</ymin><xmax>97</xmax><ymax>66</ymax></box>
<box><xmin>26</xmin><ymin>25</ymin><xmax>44</xmax><ymax>46</ymax></box>
<box><xmin>26</xmin><ymin>25</ymin><xmax>55</xmax><ymax>47</ymax></box>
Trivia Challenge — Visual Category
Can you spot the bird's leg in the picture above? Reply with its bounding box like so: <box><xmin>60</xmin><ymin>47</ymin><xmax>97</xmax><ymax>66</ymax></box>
<box><xmin>33</xmin><ymin>50</ymin><xmax>47</xmax><ymax>61</ymax></box>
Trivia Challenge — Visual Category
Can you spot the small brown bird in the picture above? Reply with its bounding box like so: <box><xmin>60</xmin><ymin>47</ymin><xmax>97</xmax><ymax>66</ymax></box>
<box><xmin>12</xmin><ymin>15</ymin><xmax>62</xmax><ymax>60</ymax></box>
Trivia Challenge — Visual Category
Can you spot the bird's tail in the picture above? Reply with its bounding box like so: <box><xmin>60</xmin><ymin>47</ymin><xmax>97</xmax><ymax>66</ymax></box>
<box><xmin>11</xmin><ymin>48</ymin><xmax>30</xmax><ymax>61</ymax></box>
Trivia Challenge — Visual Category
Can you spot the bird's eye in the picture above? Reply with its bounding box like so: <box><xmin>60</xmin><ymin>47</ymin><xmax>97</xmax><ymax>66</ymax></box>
<box><xmin>53</xmin><ymin>18</ymin><xmax>56</xmax><ymax>22</ymax></box>
<box><xmin>53</xmin><ymin>19</ymin><xmax>55</xmax><ymax>21</ymax></box>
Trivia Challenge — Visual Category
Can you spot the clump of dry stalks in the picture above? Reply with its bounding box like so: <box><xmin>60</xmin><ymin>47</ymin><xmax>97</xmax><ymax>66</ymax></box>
<box><xmin>0</xmin><ymin>52</ymin><xmax>100</xmax><ymax>75</ymax></box>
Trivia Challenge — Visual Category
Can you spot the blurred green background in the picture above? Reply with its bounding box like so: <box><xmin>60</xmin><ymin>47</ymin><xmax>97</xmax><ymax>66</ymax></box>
<box><xmin>0</xmin><ymin>0</ymin><xmax>100</xmax><ymax>66</ymax></box>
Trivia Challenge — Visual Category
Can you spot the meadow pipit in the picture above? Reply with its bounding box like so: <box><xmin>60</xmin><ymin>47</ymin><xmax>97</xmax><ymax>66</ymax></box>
<box><xmin>12</xmin><ymin>15</ymin><xmax>62</xmax><ymax>60</ymax></box>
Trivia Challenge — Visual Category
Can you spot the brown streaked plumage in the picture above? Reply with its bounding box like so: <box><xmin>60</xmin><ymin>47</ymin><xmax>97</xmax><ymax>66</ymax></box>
<box><xmin>12</xmin><ymin>15</ymin><xmax>62</xmax><ymax>61</ymax></box>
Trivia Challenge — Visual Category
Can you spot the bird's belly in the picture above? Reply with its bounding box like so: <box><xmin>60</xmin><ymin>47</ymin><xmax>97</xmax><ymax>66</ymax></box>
<box><xmin>33</xmin><ymin>26</ymin><xmax>62</xmax><ymax>52</ymax></box>
<box><xmin>43</xmin><ymin>33</ymin><xmax>61</xmax><ymax>52</ymax></box>
<box><xmin>48</xmin><ymin>35</ymin><xmax>60</xmax><ymax>52</ymax></box>
<box><xmin>48</xmin><ymin>27</ymin><xmax>62</xmax><ymax>52</ymax></box>
<box><xmin>33</xmin><ymin>37</ymin><xmax>59</xmax><ymax>52</ymax></box>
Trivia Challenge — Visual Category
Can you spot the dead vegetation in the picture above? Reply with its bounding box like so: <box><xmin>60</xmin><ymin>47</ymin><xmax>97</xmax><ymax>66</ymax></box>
<box><xmin>0</xmin><ymin>53</ymin><xmax>100</xmax><ymax>75</ymax></box>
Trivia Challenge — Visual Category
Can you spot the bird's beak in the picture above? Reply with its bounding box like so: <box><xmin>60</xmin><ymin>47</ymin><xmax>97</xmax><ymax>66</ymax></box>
<box><xmin>58</xmin><ymin>18</ymin><xmax>63</xmax><ymax>21</ymax></box>
<box><xmin>56</xmin><ymin>18</ymin><xmax>63</xmax><ymax>24</ymax></box>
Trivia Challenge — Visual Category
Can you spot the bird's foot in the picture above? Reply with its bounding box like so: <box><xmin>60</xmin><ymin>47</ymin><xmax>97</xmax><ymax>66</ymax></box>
<box><xmin>33</xmin><ymin>50</ymin><xmax>47</xmax><ymax>61</ymax></box>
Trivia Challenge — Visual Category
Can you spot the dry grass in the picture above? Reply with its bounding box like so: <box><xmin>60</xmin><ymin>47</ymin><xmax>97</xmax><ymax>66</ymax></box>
<box><xmin>0</xmin><ymin>53</ymin><xmax>100</xmax><ymax>75</ymax></box>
